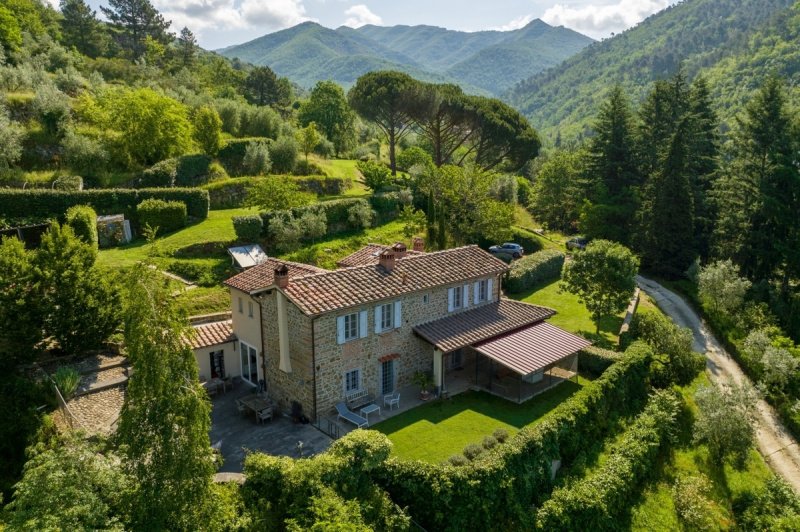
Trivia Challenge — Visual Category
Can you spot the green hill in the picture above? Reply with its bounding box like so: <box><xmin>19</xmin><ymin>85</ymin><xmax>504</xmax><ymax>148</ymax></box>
<box><xmin>506</xmin><ymin>0</ymin><xmax>797</xmax><ymax>141</ymax></box>
<box><xmin>220</xmin><ymin>20</ymin><xmax>593</xmax><ymax>95</ymax></box>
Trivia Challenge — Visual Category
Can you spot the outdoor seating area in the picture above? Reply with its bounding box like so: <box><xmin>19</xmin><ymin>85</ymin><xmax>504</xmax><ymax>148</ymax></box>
<box><xmin>202</xmin><ymin>377</ymin><xmax>230</xmax><ymax>396</ymax></box>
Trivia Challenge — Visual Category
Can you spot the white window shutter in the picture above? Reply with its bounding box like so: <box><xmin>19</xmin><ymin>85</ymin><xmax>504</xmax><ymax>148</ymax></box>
<box><xmin>462</xmin><ymin>284</ymin><xmax>470</xmax><ymax>308</ymax></box>
<box><xmin>337</xmin><ymin>316</ymin><xmax>346</xmax><ymax>344</ymax></box>
<box><xmin>374</xmin><ymin>305</ymin><xmax>383</xmax><ymax>334</ymax></box>
<box><xmin>487</xmin><ymin>278</ymin><xmax>494</xmax><ymax>301</ymax></box>
<box><xmin>394</xmin><ymin>301</ymin><xmax>402</xmax><ymax>328</ymax></box>
<box><xmin>359</xmin><ymin>310</ymin><xmax>368</xmax><ymax>338</ymax></box>
<box><xmin>473</xmin><ymin>282</ymin><xmax>480</xmax><ymax>303</ymax></box>
<box><xmin>448</xmin><ymin>288</ymin><xmax>454</xmax><ymax>312</ymax></box>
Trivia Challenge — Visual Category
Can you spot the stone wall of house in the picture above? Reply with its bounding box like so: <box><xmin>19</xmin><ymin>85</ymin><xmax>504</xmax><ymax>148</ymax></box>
<box><xmin>258</xmin><ymin>291</ymin><xmax>315</xmax><ymax>419</ymax></box>
<box><xmin>312</xmin><ymin>273</ymin><xmax>503</xmax><ymax>417</ymax></box>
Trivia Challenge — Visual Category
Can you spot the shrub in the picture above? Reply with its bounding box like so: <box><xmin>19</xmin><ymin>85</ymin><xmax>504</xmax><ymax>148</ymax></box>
<box><xmin>65</xmin><ymin>205</ymin><xmax>98</xmax><ymax>248</ymax></box>
<box><xmin>578</xmin><ymin>346</ymin><xmax>621</xmax><ymax>376</ymax></box>
<box><xmin>232</xmin><ymin>215</ymin><xmax>263</xmax><ymax>242</ymax></box>
<box><xmin>347</xmin><ymin>200</ymin><xmax>375</xmax><ymax>230</ymax></box>
<box><xmin>481</xmin><ymin>436</ymin><xmax>498</xmax><ymax>450</ymax></box>
<box><xmin>314</xmin><ymin>137</ymin><xmax>335</xmax><ymax>158</ymax></box>
<box><xmin>693</xmin><ymin>382</ymin><xmax>758</xmax><ymax>468</ymax></box>
<box><xmin>297</xmin><ymin>207</ymin><xmax>327</xmax><ymax>242</ymax></box>
<box><xmin>218</xmin><ymin>138</ymin><xmax>267</xmax><ymax>177</ymax></box>
<box><xmin>34</xmin><ymin>85</ymin><xmax>71</xmax><ymax>137</ymax></box>
<box><xmin>492</xmin><ymin>428</ymin><xmax>509</xmax><ymax>443</ymax></box>
<box><xmin>397</xmin><ymin>146</ymin><xmax>432</xmax><ymax>172</ymax></box>
<box><xmin>242</xmin><ymin>141</ymin><xmax>271</xmax><ymax>176</ymax></box>
<box><xmin>61</xmin><ymin>131</ymin><xmax>108</xmax><ymax>181</ymax></box>
<box><xmin>293</xmin><ymin>159</ymin><xmax>325</xmax><ymax>176</ymax></box>
<box><xmin>627</xmin><ymin>311</ymin><xmax>704</xmax><ymax>386</ymax></box>
<box><xmin>357</xmin><ymin>160</ymin><xmax>393</xmax><ymax>191</ymax></box>
<box><xmin>239</xmin><ymin>105</ymin><xmax>281</xmax><ymax>138</ymax></box>
<box><xmin>509</xmin><ymin>227</ymin><xmax>544</xmax><ymax>254</ymax></box>
<box><xmin>259</xmin><ymin>198</ymin><xmax>373</xmax><ymax>239</ymax></box>
<box><xmin>139</xmin><ymin>158</ymin><xmax>177</xmax><ymax>188</ymax></box>
<box><xmin>462</xmin><ymin>443</ymin><xmax>483</xmax><ymax>460</ymax></box>
<box><xmin>447</xmin><ymin>455</ymin><xmax>469</xmax><ymax>467</ymax></box>
<box><xmin>504</xmin><ymin>249</ymin><xmax>565</xmax><ymax>293</ymax></box>
<box><xmin>52</xmin><ymin>175</ymin><xmax>83</xmax><ymax>191</ymax></box>
<box><xmin>136</xmin><ymin>199</ymin><xmax>187</xmax><ymax>234</ymax></box>
<box><xmin>516</xmin><ymin>176</ymin><xmax>532</xmax><ymax>206</ymax></box>
<box><xmin>175</xmin><ymin>154</ymin><xmax>214</xmax><ymax>186</ymax></box>
<box><xmin>672</xmin><ymin>474</ymin><xmax>715</xmax><ymax>530</ymax></box>
<box><xmin>268</xmin><ymin>212</ymin><xmax>304</xmax><ymax>252</ymax></box>
<box><xmin>269</xmin><ymin>136</ymin><xmax>297</xmax><ymax>174</ymax></box>
<box><xmin>166</xmin><ymin>261</ymin><xmax>217</xmax><ymax>287</ymax></box>
<box><xmin>370</xmin><ymin>190</ymin><xmax>412</xmax><ymax>218</ymax></box>
<box><xmin>53</xmin><ymin>367</ymin><xmax>81</xmax><ymax>400</ymax></box>
<box><xmin>192</xmin><ymin>105</ymin><xmax>222</xmax><ymax>156</ymax></box>
<box><xmin>0</xmin><ymin>104</ymin><xmax>25</xmax><ymax>170</ymax></box>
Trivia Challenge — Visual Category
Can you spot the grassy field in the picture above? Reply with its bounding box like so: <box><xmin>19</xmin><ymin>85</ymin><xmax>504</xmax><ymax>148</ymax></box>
<box><xmin>374</xmin><ymin>381</ymin><xmax>588</xmax><ymax>463</ymax></box>
<box><xmin>511</xmin><ymin>278</ymin><xmax>625</xmax><ymax>347</ymax></box>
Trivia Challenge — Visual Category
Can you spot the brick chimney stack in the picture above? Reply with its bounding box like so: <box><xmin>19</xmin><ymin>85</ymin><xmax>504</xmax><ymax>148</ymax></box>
<box><xmin>412</xmin><ymin>237</ymin><xmax>425</xmax><ymax>252</ymax></box>
<box><xmin>379</xmin><ymin>250</ymin><xmax>396</xmax><ymax>272</ymax></box>
<box><xmin>392</xmin><ymin>242</ymin><xmax>407</xmax><ymax>259</ymax></box>
<box><xmin>274</xmin><ymin>264</ymin><xmax>289</xmax><ymax>288</ymax></box>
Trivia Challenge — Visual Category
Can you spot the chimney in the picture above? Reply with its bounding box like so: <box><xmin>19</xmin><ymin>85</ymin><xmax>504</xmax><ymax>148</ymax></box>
<box><xmin>379</xmin><ymin>249</ymin><xmax>396</xmax><ymax>272</ymax></box>
<box><xmin>412</xmin><ymin>237</ymin><xmax>425</xmax><ymax>252</ymax></box>
<box><xmin>274</xmin><ymin>264</ymin><xmax>289</xmax><ymax>289</ymax></box>
<box><xmin>392</xmin><ymin>242</ymin><xmax>407</xmax><ymax>259</ymax></box>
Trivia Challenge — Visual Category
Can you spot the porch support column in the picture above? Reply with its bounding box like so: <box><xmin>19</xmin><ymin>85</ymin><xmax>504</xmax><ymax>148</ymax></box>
<box><xmin>433</xmin><ymin>349</ymin><xmax>444</xmax><ymax>394</ymax></box>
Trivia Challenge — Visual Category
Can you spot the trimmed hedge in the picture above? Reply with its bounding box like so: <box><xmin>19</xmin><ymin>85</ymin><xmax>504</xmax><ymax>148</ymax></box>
<box><xmin>510</xmin><ymin>227</ymin><xmax>544</xmax><ymax>254</ymax></box>
<box><xmin>0</xmin><ymin>188</ymin><xmax>209</xmax><ymax>221</ymax></box>
<box><xmin>232</xmin><ymin>215</ymin><xmax>263</xmax><ymax>242</ymax></box>
<box><xmin>203</xmin><ymin>176</ymin><xmax>351</xmax><ymax>210</ymax></box>
<box><xmin>138</xmin><ymin>154</ymin><xmax>224</xmax><ymax>188</ymax></box>
<box><xmin>504</xmin><ymin>249</ymin><xmax>566</xmax><ymax>293</ymax></box>
<box><xmin>374</xmin><ymin>342</ymin><xmax>654</xmax><ymax>531</ymax></box>
<box><xmin>536</xmin><ymin>389</ymin><xmax>681</xmax><ymax>530</ymax></box>
<box><xmin>64</xmin><ymin>205</ymin><xmax>98</xmax><ymax>249</ymax></box>
<box><xmin>136</xmin><ymin>199</ymin><xmax>187</xmax><ymax>234</ymax></box>
<box><xmin>578</xmin><ymin>346</ymin><xmax>622</xmax><ymax>377</ymax></box>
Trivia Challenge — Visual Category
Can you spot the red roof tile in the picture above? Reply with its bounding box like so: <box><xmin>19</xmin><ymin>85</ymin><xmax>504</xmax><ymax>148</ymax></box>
<box><xmin>283</xmin><ymin>245</ymin><xmax>509</xmax><ymax>315</ymax></box>
<box><xmin>337</xmin><ymin>243</ymin><xmax>424</xmax><ymax>268</ymax></box>
<box><xmin>224</xmin><ymin>258</ymin><xmax>327</xmax><ymax>294</ymax></box>
<box><xmin>187</xmin><ymin>320</ymin><xmax>236</xmax><ymax>349</ymax></box>
<box><xmin>474</xmin><ymin>322</ymin><xmax>591</xmax><ymax>375</ymax></box>
<box><xmin>413</xmin><ymin>298</ymin><xmax>556</xmax><ymax>352</ymax></box>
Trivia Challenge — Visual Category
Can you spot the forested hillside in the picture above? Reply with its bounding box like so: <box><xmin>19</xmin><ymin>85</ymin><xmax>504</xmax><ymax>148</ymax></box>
<box><xmin>221</xmin><ymin>20</ymin><xmax>593</xmax><ymax>94</ymax></box>
<box><xmin>507</xmin><ymin>0</ymin><xmax>797</xmax><ymax>141</ymax></box>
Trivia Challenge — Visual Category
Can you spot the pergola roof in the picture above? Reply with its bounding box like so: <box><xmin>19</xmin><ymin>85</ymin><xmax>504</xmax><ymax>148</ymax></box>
<box><xmin>474</xmin><ymin>322</ymin><xmax>591</xmax><ymax>375</ymax></box>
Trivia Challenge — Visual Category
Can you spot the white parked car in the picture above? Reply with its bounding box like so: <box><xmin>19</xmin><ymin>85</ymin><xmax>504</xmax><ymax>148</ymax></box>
<box><xmin>488</xmin><ymin>242</ymin><xmax>524</xmax><ymax>259</ymax></box>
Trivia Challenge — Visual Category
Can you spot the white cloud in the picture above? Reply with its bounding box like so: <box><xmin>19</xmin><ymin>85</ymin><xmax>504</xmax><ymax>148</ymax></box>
<box><xmin>240</xmin><ymin>0</ymin><xmax>311</xmax><ymax>29</ymax></box>
<box><xmin>151</xmin><ymin>0</ymin><xmax>310</xmax><ymax>35</ymax></box>
<box><xmin>343</xmin><ymin>4</ymin><xmax>382</xmax><ymax>28</ymax></box>
<box><xmin>492</xmin><ymin>14</ymin><xmax>535</xmax><ymax>32</ymax></box>
<box><xmin>541</xmin><ymin>0</ymin><xmax>670</xmax><ymax>38</ymax></box>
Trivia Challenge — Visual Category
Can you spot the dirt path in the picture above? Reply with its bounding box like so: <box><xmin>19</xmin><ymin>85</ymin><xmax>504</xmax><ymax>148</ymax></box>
<box><xmin>637</xmin><ymin>276</ymin><xmax>800</xmax><ymax>492</ymax></box>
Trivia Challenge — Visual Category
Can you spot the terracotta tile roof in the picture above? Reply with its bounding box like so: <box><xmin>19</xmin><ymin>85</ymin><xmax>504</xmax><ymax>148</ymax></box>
<box><xmin>413</xmin><ymin>298</ymin><xmax>556</xmax><ymax>352</ymax></box>
<box><xmin>336</xmin><ymin>243</ymin><xmax>424</xmax><ymax>268</ymax></box>
<box><xmin>187</xmin><ymin>320</ymin><xmax>236</xmax><ymax>350</ymax></box>
<box><xmin>224</xmin><ymin>258</ymin><xmax>328</xmax><ymax>294</ymax></box>
<box><xmin>283</xmin><ymin>245</ymin><xmax>509</xmax><ymax>316</ymax></box>
<box><xmin>474</xmin><ymin>322</ymin><xmax>591</xmax><ymax>375</ymax></box>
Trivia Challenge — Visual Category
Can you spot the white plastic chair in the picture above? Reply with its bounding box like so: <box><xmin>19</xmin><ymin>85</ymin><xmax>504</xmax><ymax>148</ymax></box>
<box><xmin>384</xmin><ymin>392</ymin><xmax>400</xmax><ymax>410</ymax></box>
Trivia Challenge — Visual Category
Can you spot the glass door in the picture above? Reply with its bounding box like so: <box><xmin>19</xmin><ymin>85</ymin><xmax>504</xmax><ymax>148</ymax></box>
<box><xmin>240</xmin><ymin>342</ymin><xmax>259</xmax><ymax>385</ymax></box>
<box><xmin>380</xmin><ymin>359</ymin><xmax>395</xmax><ymax>395</ymax></box>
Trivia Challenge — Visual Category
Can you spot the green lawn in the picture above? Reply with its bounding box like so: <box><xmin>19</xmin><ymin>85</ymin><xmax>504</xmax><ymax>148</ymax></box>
<box><xmin>511</xmin><ymin>279</ymin><xmax>624</xmax><ymax>347</ymax></box>
<box><xmin>374</xmin><ymin>380</ymin><xmax>588</xmax><ymax>463</ymax></box>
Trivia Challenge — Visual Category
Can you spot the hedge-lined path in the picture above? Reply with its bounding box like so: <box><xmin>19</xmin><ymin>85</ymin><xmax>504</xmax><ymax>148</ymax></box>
<box><xmin>638</xmin><ymin>276</ymin><xmax>800</xmax><ymax>493</ymax></box>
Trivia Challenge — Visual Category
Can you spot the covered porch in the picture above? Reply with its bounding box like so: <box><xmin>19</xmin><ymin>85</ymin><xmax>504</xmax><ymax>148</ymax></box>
<box><xmin>416</xmin><ymin>299</ymin><xmax>590</xmax><ymax>404</ymax></box>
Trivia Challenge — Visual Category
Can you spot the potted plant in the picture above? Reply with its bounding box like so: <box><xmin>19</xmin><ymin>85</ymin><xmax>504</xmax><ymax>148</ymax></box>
<box><xmin>413</xmin><ymin>370</ymin><xmax>434</xmax><ymax>401</ymax></box>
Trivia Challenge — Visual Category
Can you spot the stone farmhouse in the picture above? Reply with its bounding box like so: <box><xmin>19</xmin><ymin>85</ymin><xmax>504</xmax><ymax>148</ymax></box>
<box><xmin>188</xmin><ymin>239</ymin><xmax>590</xmax><ymax>421</ymax></box>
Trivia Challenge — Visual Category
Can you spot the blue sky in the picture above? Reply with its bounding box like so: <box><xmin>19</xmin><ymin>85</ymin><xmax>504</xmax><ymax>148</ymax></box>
<box><xmin>80</xmin><ymin>0</ymin><xmax>678</xmax><ymax>49</ymax></box>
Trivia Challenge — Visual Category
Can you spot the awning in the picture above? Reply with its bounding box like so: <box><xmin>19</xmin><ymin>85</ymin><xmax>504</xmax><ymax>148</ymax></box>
<box><xmin>474</xmin><ymin>322</ymin><xmax>591</xmax><ymax>375</ymax></box>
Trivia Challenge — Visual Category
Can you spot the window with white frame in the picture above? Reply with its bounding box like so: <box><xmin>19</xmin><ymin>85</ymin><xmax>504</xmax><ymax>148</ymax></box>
<box><xmin>238</xmin><ymin>297</ymin><xmax>243</xmax><ymax>313</ymax></box>
<box><xmin>478</xmin><ymin>279</ymin><xmax>489</xmax><ymax>302</ymax></box>
<box><xmin>344</xmin><ymin>312</ymin><xmax>359</xmax><ymax>340</ymax></box>
<box><xmin>375</xmin><ymin>301</ymin><xmax>402</xmax><ymax>333</ymax></box>
<box><xmin>248</xmin><ymin>301</ymin><xmax>254</xmax><ymax>318</ymax></box>
<box><xmin>453</xmin><ymin>286</ymin><xmax>463</xmax><ymax>308</ymax></box>
<box><xmin>344</xmin><ymin>368</ymin><xmax>361</xmax><ymax>393</ymax></box>
<box><xmin>449</xmin><ymin>285</ymin><xmax>468</xmax><ymax>312</ymax></box>
<box><xmin>337</xmin><ymin>310</ymin><xmax>368</xmax><ymax>344</ymax></box>
<box><xmin>380</xmin><ymin>303</ymin><xmax>393</xmax><ymax>330</ymax></box>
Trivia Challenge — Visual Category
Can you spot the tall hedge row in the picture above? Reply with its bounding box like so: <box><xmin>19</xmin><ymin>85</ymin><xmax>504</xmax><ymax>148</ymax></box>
<box><xmin>0</xmin><ymin>188</ymin><xmax>209</xmax><ymax>221</ymax></box>
<box><xmin>536</xmin><ymin>389</ymin><xmax>681</xmax><ymax>530</ymax></box>
<box><xmin>578</xmin><ymin>346</ymin><xmax>622</xmax><ymax>377</ymax></box>
<box><xmin>504</xmin><ymin>249</ymin><xmax>566</xmax><ymax>293</ymax></box>
<box><xmin>374</xmin><ymin>342</ymin><xmax>654</xmax><ymax>531</ymax></box>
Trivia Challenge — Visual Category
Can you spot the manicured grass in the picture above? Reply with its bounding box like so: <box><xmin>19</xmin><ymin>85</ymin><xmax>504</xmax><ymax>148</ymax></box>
<box><xmin>374</xmin><ymin>380</ymin><xmax>588</xmax><ymax>463</ymax></box>
<box><xmin>96</xmin><ymin>207</ymin><xmax>257</xmax><ymax>270</ymax></box>
<box><xmin>510</xmin><ymin>278</ymin><xmax>624</xmax><ymax>347</ymax></box>
<box><xmin>173</xmin><ymin>286</ymin><xmax>231</xmax><ymax>316</ymax></box>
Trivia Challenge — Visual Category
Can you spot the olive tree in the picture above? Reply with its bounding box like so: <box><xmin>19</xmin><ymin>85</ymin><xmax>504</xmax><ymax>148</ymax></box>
<box><xmin>561</xmin><ymin>239</ymin><xmax>639</xmax><ymax>333</ymax></box>
<box><xmin>693</xmin><ymin>382</ymin><xmax>757</xmax><ymax>467</ymax></box>
<box><xmin>698</xmin><ymin>259</ymin><xmax>751</xmax><ymax>315</ymax></box>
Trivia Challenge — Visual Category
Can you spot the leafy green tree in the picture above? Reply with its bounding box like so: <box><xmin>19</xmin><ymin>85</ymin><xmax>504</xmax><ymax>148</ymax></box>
<box><xmin>192</xmin><ymin>105</ymin><xmax>223</xmax><ymax>156</ymax></box>
<box><xmin>738</xmin><ymin>477</ymin><xmax>800</xmax><ymax>531</ymax></box>
<box><xmin>0</xmin><ymin>237</ymin><xmax>41</xmax><ymax>362</ymax></box>
<box><xmin>0</xmin><ymin>5</ymin><xmax>22</xmax><ymax>54</ymax></box>
<box><xmin>561</xmin><ymin>239</ymin><xmax>639</xmax><ymax>333</ymax></box>
<box><xmin>104</xmin><ymin>88</ymin><xmax>193</xmax><ymax>166</ymax></box>
<box><xmin>399</xmin><ymin>205</ymin><xmax>426</xmax><ymax>239</ymax></box>
<box><xmin>466</xmin><ymin>96</ymin><xmax>540</xmax><ymax>171</ymax></box>
<box><xmin>33</xmin><ymin>223</ymin><xmax>120</xmax><ymax>355</ymax></box>
<box><xmin>243</xmin><ymin>66</ymin><xmax>292</xmax><ymax>109</ymax></box>
<box><xmin>60</xmin><ymin>0</ymin><xmax>107</xmax><ymax>57</ymax></box>
<box><xmin>0</xmin><ymin>105</ymin><xmax>25</xmax><ymax>170</ymax></box>
<box><xmin>101</xmin><ymin>0</ymin><xmax>172</xmax><ymax>59</ymax></box>
<box><xmin>582</xmin><ymin>86</ymin><xmax>639</xmax><ymax>244</ymax></box>
<box><xmin>33</xmin><ymin>85</ymin><xmax>71</xmax><ymax>138</ymax></box>
<box><xmin>176</xmin><ymin>26</ymin><xmax>197</xmax><ymax>67</ymax></box>
<box><xmin>397</xmin><ymin>146</ymin><xmax>433</xmax><ymax>173</ymax></box>
<box><xmin>356</xmin><ymin>160</ymin><xmax>393</xmax><ymax>191</ymax></box>
<box><xmin>698</xmin><ymin>259</ymin><xmax>751</xmax><ymax>315</ymax></box>
<box><xmin>246</xmin><ymin>176</ymin><xmax>313</xmax><ymax>212</ymax></box>
<box><xmin>5</xmin><ymin>437</ymin><xmax>128</xmax><ymax>531</ymax></box>
<box><xmin>116</xmin><ymin>264</ymin><xmax>215</xmax><ymax>530</ymax></box>
<box><xmin>65</xmin><ymin>204</ymin><xmax>99</xmax><ymax>248</ymax></box>
<box><xmin>61</xmin><ymin>129</ymin><xmax>108</xmax><ymax>181</ymax></box>
<box><xmin>348</xmin><ymin>71</ymin><xmax>417</xmax><ymax>175</ymax></box>
<box><xmin>529</xmin><ymin>149</ymin><xmax>586</xmax><ymax>232</ymax></box>
<box><xmin>269</xmin><ymin>135</ymin><xmax>298</xmax><ymax>174</ymax></box>
<box><xmin>242</xmin><ymin>141</ymin><xmax>271</xmax><ymax>176</ymax></box>
<box><xmin>693</xmin><ymin>382</ymin><xmax>757</xmax><ymax>467</ymax></box>
<box><xmin>628</xmin><ymin>311</ymin><xmax>702</xmax><ymax>385</ymax></box>
<box><xmin>405</xmin><ymin>83</ymin><xmax>474</xmax><ymax>167</ymax></box>
<box><xmin>299</xmin><ymin>81</ymin><xmax>357</xmax><ymax>157</ymax></box>
<box><xmin>295</xmin><ymin>122</ymin><xmax>321</xmax><ymax>162</ymax></box>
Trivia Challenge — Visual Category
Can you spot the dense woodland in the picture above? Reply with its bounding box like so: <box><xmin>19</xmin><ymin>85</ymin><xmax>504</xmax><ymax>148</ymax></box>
<box><xmin>2</xmin><ymin>0</ymin><xmax>800</xmax><ymax>529</ymax></box>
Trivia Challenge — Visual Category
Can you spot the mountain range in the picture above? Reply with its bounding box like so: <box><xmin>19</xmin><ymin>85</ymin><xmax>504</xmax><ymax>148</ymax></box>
<box><xmin>219</xmin><ymin>20</ymin><xmax>593</xmax><ymax>96</ymax></box>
